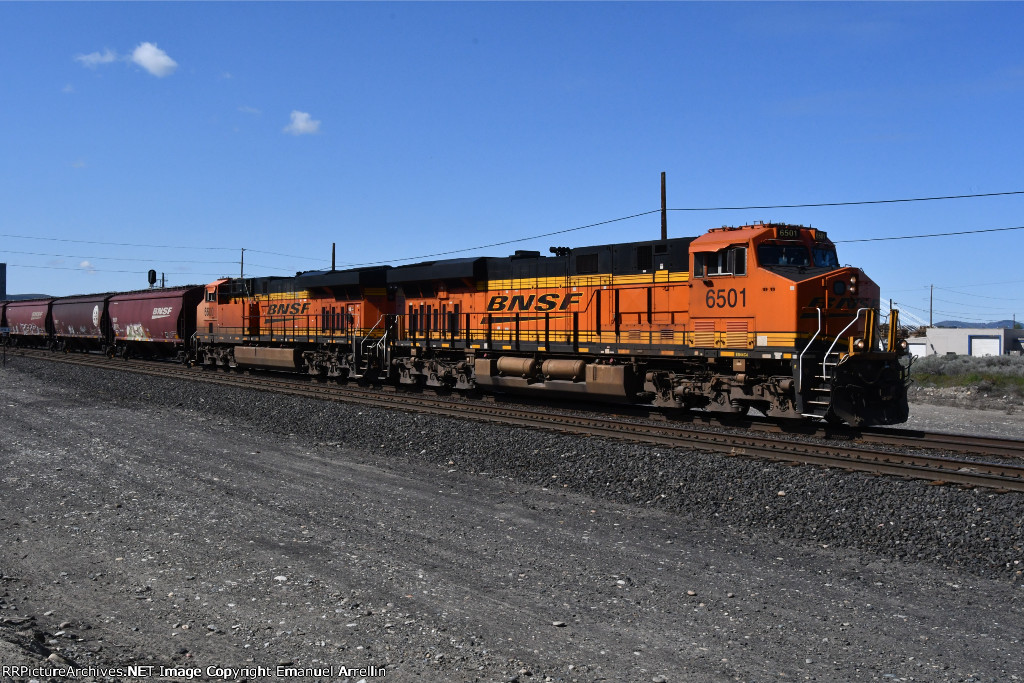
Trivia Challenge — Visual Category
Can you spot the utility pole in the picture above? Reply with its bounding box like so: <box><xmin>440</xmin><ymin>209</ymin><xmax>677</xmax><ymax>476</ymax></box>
<box><xmin>660</xmin><ymin>172</ymin><xmax>668</xmax><ymax>241</ymax></box>
<box><xmin>929</xmin><ymin>284</ymin><xmax>933</xmax><ymax>327</ymax></box>
<box><xmin>240</xmin><ymin>248</ymin><xmax>245</xmax><ymax>280</ymax></box>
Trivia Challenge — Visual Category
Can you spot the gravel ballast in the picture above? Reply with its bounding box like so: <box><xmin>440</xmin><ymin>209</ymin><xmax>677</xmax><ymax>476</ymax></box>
<box><xmin>1</xmin><ymin>355</ymin><xmax>1023</xmax><ymax>682</ymax></box>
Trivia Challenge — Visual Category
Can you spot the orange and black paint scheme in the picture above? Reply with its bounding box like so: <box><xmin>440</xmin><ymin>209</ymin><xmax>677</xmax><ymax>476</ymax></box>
<box><xmin>194</xmin><ymin>223</ymin><xmax>909</xmax><ymax>426</ymax></box>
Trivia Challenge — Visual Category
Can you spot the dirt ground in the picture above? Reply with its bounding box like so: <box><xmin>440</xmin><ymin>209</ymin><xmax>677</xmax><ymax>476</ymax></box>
<box><xmin>1</xmin><ymin>363</ymin><xmax>1022</xmax><ymax>682</ymax></box>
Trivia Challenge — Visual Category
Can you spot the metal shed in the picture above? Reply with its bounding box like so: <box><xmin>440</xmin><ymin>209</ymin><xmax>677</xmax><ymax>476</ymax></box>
<box><xmin>905</xmin><ymin>327</ymin><xmax>1024</xmax><ymax>357</ymax></box>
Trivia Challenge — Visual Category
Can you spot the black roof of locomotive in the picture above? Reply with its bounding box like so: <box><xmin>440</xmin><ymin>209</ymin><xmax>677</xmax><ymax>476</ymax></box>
<box><xmin>487</xmin><ymin>236</ymin><xmax>696</xmax><ymax>280</ymax></box>
<box><xmin>387</xmin><ymin>258</ymin><xmax>487</xmax><ymax>284</ymax></box>
<box><xmin>293</xmin><ymin>266</ymin><xmax>390</xmax><ymax>289</ymax></box>
<box><xmin>385</xmin><ymin>236</ymin><xmax>696</xmax><ymax>285</ymax></box>
<box><xmin>245</xmin><ymin>266</ymin><xmax>390</xmax><ymax>295</ymax></box>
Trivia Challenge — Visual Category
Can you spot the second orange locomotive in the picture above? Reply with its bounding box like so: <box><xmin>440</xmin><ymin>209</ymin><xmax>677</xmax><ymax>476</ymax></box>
<box><xmin>194</xmin><ymin>222</ymin><xmax>909</xmax><ymax>426</ymax></box>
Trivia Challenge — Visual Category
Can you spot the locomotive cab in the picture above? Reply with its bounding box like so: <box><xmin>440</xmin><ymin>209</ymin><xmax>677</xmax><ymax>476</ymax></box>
<box><xmin>686</xmin><ymin>223</ymin><xmax>908</xmax><ymax>425</ymax></box>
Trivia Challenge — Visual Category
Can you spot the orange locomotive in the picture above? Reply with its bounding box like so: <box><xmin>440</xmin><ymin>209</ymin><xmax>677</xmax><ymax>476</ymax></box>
<box><xmin>195</xmin><ymin>267</ymin><xmax>393</xmax><ymax>380</ymax></box>
<box><xmin>194</xmin><ymin>223</ymin><xmax>909</xmax><ymax>426</ymax></box>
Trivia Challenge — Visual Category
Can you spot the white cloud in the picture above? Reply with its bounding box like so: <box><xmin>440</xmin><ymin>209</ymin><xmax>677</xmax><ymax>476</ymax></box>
<box><xmin>79</xmin><ymin>260</ymin><xmax>96</xmax><ymax>274</ymax></box>
<box><xmin>283</xmin><ymin>110</ymin><xmax>321</xmax><ymax>135</ymax></box>
<box><xmin>131</xmin><ymin>42</ymin><xmax>178</xmax><ymax>78</ymax></box>
<box><xmin>62</xmin><ymin>84</ymin><xmax>75</xmax><ymax>94</ymax></box>
<box><xmin>75</xmin><ymin>49</ymin><xmax>118</xmax><ymax>68</ymax></box>
<box><xmin>238</xmin><ymin>105</ymin><xmax>261</xmax><ymax>115</ymax></box>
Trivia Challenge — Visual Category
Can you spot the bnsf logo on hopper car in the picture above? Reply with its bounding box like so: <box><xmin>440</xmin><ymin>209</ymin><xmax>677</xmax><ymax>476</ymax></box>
<box><xmin>152</xmin><ymin>307</ymin><xmax>173</xmax><ymax>319</ymax></box>
<box><xmin>486</xmin><ymin>292</ymin><xmax>582</xmax><ymax>312</ymax></box>
<box><xmin>266</xmin><ymin>303</ymin><xmax>311</xmax><ymax>315</ymax></box>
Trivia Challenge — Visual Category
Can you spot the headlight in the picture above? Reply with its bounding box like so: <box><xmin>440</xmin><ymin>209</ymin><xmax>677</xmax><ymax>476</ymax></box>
<box><xmin>832</xmin><ymin>280</ymin><xmax>847</xmax><ymax>295</ymax></box>
<box><xmin>899</xmin><ymin>340</ymin><xmax>909</xmax><ymax>351</ymax></box>
<box><xmin>854</xmin><ymin>338</ymin><xmax>866</xmax><ymax>351</ymax></box>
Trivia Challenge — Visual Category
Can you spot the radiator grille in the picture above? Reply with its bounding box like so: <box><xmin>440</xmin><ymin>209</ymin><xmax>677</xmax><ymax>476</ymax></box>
<box><xmin>726</xmin><ymin>320</ymin><xmax>749</xmax><ymax>348</ymax></box>
<box><xmin>693</xmin><ymin>320</ymin><xmax>715</xmax><ymax>347</ymax></box>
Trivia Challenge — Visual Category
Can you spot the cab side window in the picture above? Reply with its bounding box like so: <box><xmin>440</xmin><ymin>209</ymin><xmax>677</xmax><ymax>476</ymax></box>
<box><xmin>694</xmin><ymin>246</ymin><xmax>746</xmax><ymax>277</ymax></box>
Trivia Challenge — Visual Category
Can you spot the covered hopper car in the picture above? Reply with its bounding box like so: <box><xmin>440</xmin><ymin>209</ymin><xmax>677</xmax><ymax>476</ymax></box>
<box><xmin>51</xmin><ymin>293</ymin><xmax>113</xmax><ymax>353</ymax></box>
<box><xmin>2</xmin><ymin>287</ymin><xmax>203</xmax><ymax>361</ymax></box>
<box><xmin>4</xmin><ymin>298</ymin><xmax>54</xmax><ymax>348</ymax></box>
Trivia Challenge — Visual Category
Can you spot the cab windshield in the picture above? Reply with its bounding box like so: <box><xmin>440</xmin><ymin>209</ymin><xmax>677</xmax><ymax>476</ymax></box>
<box><xmin>757</xmin><ymin>243</ymin><xmax>810</xmax><ymax>267</ymax></box>
<box><xmin>812</xmin><ymin>247</ymin><xmax>839</xmax><ymax>268</ymax></box>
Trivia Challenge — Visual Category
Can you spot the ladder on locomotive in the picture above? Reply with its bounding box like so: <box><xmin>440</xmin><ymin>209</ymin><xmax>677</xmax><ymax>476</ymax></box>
<box><xmin>802</xmin><ymin>347</ymin><xmax>842</xmax><ymax>419</ymax></box>
<box><xmin>353</xmin><ymin>315</ymin><xmax>391</xmax><ymax>380</ymax></box>
<box><xmin>799</xmin><ymin>307</ymin><xmax>873</xmax><ymax>420</ymax></box>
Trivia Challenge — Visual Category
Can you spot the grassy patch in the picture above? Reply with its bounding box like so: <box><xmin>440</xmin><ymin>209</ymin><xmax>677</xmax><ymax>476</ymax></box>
<box><xmin>911</xmin><ymin>354</ymin><xmax>1024</xmax><ymax>397</ymax></box>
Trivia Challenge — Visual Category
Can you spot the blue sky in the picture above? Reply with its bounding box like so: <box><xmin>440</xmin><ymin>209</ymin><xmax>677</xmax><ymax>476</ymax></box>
<box><xmin>2</xmin><ymin>2</ymin><xmax>1023</xmax><ymax>326</ymax></box>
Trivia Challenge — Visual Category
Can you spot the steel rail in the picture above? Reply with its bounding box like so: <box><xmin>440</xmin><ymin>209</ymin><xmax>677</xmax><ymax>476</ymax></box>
<box><xmin>8</xmin><ymin>348</ymin><xmax>1024</xmax><ymax>492</ymax></box>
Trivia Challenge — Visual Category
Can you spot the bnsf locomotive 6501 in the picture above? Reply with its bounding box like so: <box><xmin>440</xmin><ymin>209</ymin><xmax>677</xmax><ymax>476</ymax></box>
<box><xmin>3</xmin><ymin>223</ymin><xmax>910</xmax><ymax>426</ymax></box>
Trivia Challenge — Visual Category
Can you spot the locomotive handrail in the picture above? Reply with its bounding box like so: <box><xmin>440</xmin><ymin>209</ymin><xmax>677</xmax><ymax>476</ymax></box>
<box><xmin>822</xmin><ymin>307</ymin><xmax>871</xmax><ymax>380</ymax></box>
<box><xmin>360</xmin><ymin>315</ymin><xmax>387</xmax><ymax>354</ymax></box>
<box><xmin>797</xmin><ymin>308</ymin><xmax>822</xmax><ymax>392</ymax></box>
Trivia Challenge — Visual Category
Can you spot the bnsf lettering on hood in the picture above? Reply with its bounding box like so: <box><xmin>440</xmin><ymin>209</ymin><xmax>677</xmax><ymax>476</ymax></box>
<box><xmin>266</xmin><ymin>303</ymin><xmax>311</xmax><ymax>315</ymax></box>
<box><xmin>486</xmin><ymin>292</ymin><xmax>582</xmax><ymax>312</ymax></box>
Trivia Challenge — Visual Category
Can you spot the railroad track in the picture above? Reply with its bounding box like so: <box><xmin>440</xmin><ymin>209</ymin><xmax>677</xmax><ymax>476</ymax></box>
<box><xmin>8</xmin><ymin>347</ymin><xmax>1024</xmax><ymax>493</ymax></box>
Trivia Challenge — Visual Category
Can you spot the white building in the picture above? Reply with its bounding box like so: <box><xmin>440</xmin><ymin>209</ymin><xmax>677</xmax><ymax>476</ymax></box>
<box><xmin>906</xmin><ymin>327</ymin><xmax>1024</xmax><ymax>358</ymax></box>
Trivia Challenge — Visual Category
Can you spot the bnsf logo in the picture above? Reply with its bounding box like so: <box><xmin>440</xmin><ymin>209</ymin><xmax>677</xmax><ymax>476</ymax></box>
<box><xmin>267</xmin><ymin>303</ymin><xmax>311</xmax><ymax>315</ymax></box>
<box><xmin>152</xmin><ymin>306</ymin><xmax>173</xmax><ymax>319</ymax></box>
<box><xmin>486</xmin><ymin>292</ymin><xmax>582</xmax><ymax>312</ymax></box>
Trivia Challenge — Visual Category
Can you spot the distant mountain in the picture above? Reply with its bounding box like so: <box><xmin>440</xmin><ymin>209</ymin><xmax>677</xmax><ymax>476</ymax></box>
<box><xmin>933</xmin><ymin>320</ymin><xmax>1019</xmax><ymax>329</ymax></box>
<box><xmin>3</xmin><ymin>294</ymin><xmax>52</xmax><ymax>301</ymax></box>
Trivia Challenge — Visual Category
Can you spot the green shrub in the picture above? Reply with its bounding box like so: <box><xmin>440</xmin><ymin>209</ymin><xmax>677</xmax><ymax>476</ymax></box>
<box><xmin>911</xmin><ymin>354</ymin><xmax>1024</xmax><ymax>397</ymax></box>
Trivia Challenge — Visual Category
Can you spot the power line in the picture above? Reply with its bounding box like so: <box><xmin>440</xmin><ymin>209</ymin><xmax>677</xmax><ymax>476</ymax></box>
<box><xmin>931</xmin><ymin>297</ymin><xmax>1009</xmax><ymax>312</ymax></box>
<box><xmin>336</xmin><ymin>209</ymin><xmax>663</xmax><ymax>268</ymax></box>
<box><xmin>885</xmin><ymin>279</ymin><xmax>1024</xmax><ymax>293</ymax></box>
<box><xmin>247</xmin><ymin>249</ymin><xmax>329</xmax><ymax>262</ymax></box>
<box><xmin>893</xmin><ymin>300</ymin><xmax>996</xmax><ymax>323</ymax></box>
<box><xmin>666</xmin><ymin>189</ymin><xmax>1024</xmax><ymax>212</ymax></box>
<box><xmin>0</xmin><ymin>233</ymin><xmax>237</xmax><ymax>250</ymax></box>
<box><xmin>836</xmin><ymin>225</ymin><xmax>1024</xmax><ymax>243</ymax></box>
<box><xmin>0</xmin><ymin>249</ymin><xmax>236</xmax><ymax>264</ymax></box>
<box><xmin>4</xmin><ymin>187</ymin><xmax>1024</xmax><ymax>270</ymax></box>
<box><xmin>933</xmin><ymin>280</ymin><xmax>1024</xmax><ymax>292</ymax></box>
<box><xmin>6</xmin><ymin>263</ymin><xmax>224</xmax><ymax>277</ymax></box>
<box><xmin>352</xmin><ymin>191</ymin><xmax>1024</xmax><ymax>267</ymax></box>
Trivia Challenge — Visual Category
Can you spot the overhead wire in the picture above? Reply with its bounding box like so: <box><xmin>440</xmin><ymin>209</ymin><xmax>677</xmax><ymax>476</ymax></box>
<box><xmin>0</xmin><ymin>232</ymin><xmax>237</xmax><ymax>250</ymax></box>
<box><xmin>0</xmin><ymin>249</ymin><xmax>236</xmax><ymax>264</ymax></box>
<box><xmin>836</xmin><ymin>225</ymin><xmax>1024</xmax><ymax>243</ymax></box>
<box><xmin>6</xmin><ymin>263</ymin><xmax>223</xmax><ymax>277</ymax></box>
<box><xmin>5</xmin><ymin>186</ymin><xmax>1024</xmax><ymax>276</ymax></box>
<box><xmin>666</xmin><ymin>189</ymin><xmax>1024</xmax><ymax>212</ymax></box>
